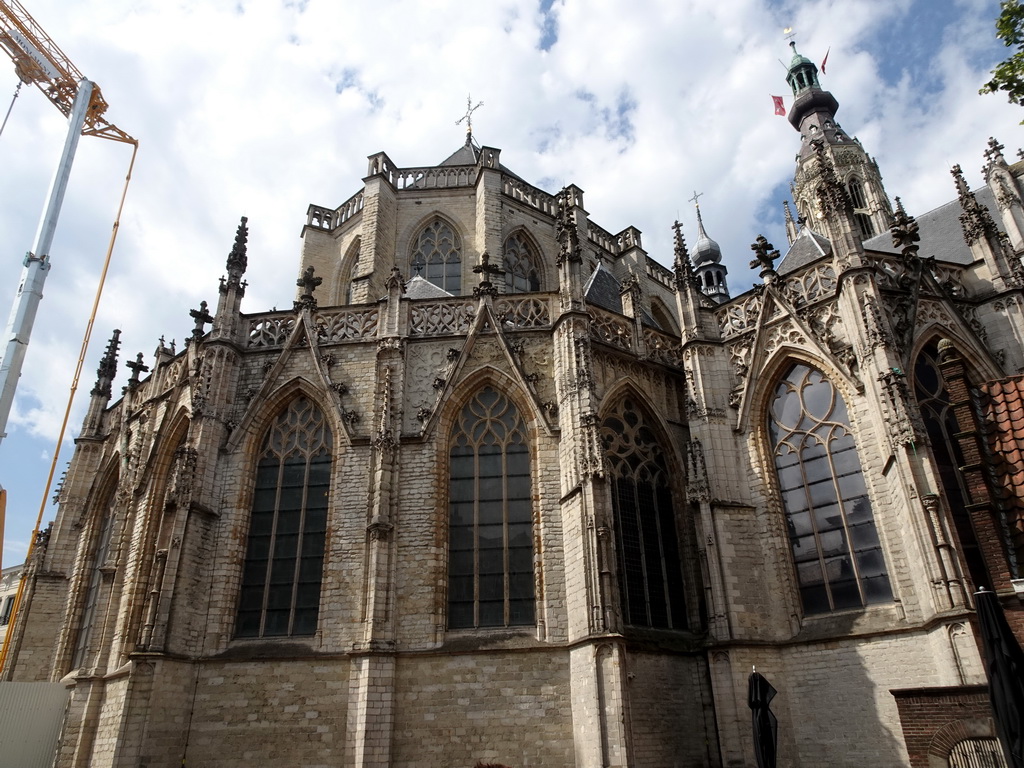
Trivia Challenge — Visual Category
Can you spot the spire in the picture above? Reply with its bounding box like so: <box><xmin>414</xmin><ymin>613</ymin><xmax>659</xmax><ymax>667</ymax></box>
<box><xmin>90</xmin><ymin>329</ymin><xmax>121</xmax><ymax>399</ymax></box>
<box><xmin>951</xmin><ymin>163</ymin><xmax>999</xmax><ymax>245</ymax></box>
<box><xmin>223</xmin><ymin>216</ymin><xmax>248</xmax><ymax>293</ymax></box>
<box><xmin>889</xmin><ymin>197</ymin><xmax>920</xmax><ymax>259</ymax></box>
<box><xmin>672</xmin><ymin>220</ymin><xmax>697</xmax><ymax>290</ymax></box>
<box><xmin>784</xmin><ymin>40</ymin><xmax>840</xmax><ymax>138</ymax></box>
<box><xmin>688</xmin><ymin>194</ymin><xmax>730</xmax><ymax>303</ymax></box>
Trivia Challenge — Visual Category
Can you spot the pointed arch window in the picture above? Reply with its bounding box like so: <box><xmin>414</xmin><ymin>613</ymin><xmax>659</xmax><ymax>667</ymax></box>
<box><xmin>236</xmin><ymin>396</ymin><xmax>331</xmax><ymax>638</ymax></box>
<box><xmin>769</xmin><ymin>363</ymin><xmax>891</xmax><ymax>614</ymax></box>
<box><xmin>448</xmin><ymin>387</ymin><xmax>535</xmax><ymax>629</ymax></box>
<box><xmin>601</xmin><ymin>396</ymin><xmax>688</xmax><ymax>629</ymax></box>
<box><xmin>72</xmin><ymin>485</ymin><xmax>117</xmax><ymax>669</ymax></box>
<box><xmin>412</xmin><ymin>219</ymin><xmax>461</xmax><ymax>294</ymax></box>
<box><xmin>913</xmin><ymin>342</ymin><xmax>990</xmax><ymax>588</ymax></box>
<box><xmin>502</xmin><ymin>233</ymin><xmax>541</xmax><ymax>293</ymax></box>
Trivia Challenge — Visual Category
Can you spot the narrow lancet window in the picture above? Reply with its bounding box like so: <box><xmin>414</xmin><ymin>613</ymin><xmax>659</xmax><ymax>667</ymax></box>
<box><xmin>601</xmin><ymin>396</ymin><xmax>687</xmax><ymax>629</ymax></box>
<box><xmin>236</xmin><ymin>396</ymin><xmax>331</xmax><ymax>638</ymax></box>
<box><xmin>502</xmin><ymin>233</ymin><xmax>541</xmax><ymax>293</ymax></box>
<box><xmin>448</xmin><ymin>387</ymin><xmax>535</xmax><ymax>629</ymax></box>
<box><xmin>412</xmin><ymin>219</ymin><xmax>461</xmax><ymax>294</ymax></box>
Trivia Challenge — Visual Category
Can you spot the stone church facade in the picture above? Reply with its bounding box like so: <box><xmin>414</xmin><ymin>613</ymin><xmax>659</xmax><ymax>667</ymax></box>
<box><xmin>4</xmin><ymin>48</ymin><xmax>1024</xmax><ymax>768</ymax></box>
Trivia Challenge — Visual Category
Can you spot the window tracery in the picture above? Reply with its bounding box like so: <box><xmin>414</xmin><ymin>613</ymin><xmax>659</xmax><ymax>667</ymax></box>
<box><xmin>502</xmin><ymin>233</ymin><xmax>541</xmax><ymax>293</ymax></box>
<box><xmin>913</xmin><ymin>342</ymin><xmax>989</xmax><ymax>588</ymax></box>
<box><xmin>236</xmin><ymin>396</ymin><xmax>331</xmax><ymax>638</ymax></box>
<box><xmin>448</xmin><ymin>387</ymin><xmax>535</xmax><ymax>629</ymax></box>
<box><xmin>601</xmin><ymin>396</ymin><xmax>687</xmax><ymax>629</ymax></box>
<box><xmin>412</xmin><ymin>219</ymin><xmax>461</xmax><ymax>294</ymax></box>
<box><xmin>72</xmin><ymin>486</ymin><xmax>117</xmax><ymax>669</ymax></box>
<box><xmin>768</xmin><ymin>363</ymin><xmax>891</xmax><ymax>614</ymax></box>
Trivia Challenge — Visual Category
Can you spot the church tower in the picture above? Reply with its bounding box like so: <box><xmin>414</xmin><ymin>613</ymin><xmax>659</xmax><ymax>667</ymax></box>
<box><xmin>691</xmin><ymin>202</ymin><xmax>730</xmax><ymax>303</ymax></box>
<box><xmin>787</xmin><ymin>42</ymin><xmax>892</xmax><ymax>240</ymax></box>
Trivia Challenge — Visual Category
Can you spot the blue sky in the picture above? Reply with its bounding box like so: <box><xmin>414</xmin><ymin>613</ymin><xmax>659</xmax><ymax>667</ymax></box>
<box><xmin>0</xmin><ymin>0</ymin><xmax>1020</xmax><ymax>566</ymax></box>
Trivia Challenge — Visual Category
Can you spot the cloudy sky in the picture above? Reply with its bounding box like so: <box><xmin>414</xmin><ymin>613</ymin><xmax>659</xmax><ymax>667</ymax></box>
<box><xmin>0</xmin><ymin>0</ymin><xmax>1019</xmax><ymax>566</ymax></box>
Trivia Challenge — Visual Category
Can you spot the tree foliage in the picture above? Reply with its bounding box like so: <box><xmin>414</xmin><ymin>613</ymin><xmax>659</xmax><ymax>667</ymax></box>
<box><xmin>982</xmin><ymin>0</ymin><xmax>1024</xmax><ymax>113</ymax></box>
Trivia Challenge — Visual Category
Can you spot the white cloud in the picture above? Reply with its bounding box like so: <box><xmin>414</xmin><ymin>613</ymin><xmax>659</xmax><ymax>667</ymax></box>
<box><xmin>0</xmin><ymin>0</ymin><xmax>1019</xmax><ymax>562</ymax></box>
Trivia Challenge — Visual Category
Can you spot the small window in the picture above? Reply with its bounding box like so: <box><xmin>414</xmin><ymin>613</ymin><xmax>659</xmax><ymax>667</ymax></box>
<box><xmin>502</xmin><ymin>233</ymin><xmax>541</xmax><ymax>293</ymax></box>
<box><xmin>0</xmin><ymin>596</ymin><xmax>14</xmax><ymax>625</ymax></box>
<box><xmin>768</xmin><ymin>363</ymin><xmax>892</xmax><ymax>614</ymax></box>
<box><xmin>412</xmin><ymin>219</ymin><xmax>461</xmax><ymax>294</ymax></box>
<box><xmin>236</xmin><ymin>396</ymin><xmax>332</xmax><ymax>638</ymax></box>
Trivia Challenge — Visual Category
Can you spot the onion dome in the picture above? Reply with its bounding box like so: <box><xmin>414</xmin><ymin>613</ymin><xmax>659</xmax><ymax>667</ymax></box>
<box><xmin>692</xmin><ymin>205</ymin><xmax>722</xmax><ymax>266</ymax></box>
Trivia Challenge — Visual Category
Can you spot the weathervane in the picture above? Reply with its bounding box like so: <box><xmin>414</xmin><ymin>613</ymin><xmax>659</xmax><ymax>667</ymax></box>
<box><xmin>456</xmin><ymin>94</ymin><xmax>484</xmax><ymax>144</ymax></box>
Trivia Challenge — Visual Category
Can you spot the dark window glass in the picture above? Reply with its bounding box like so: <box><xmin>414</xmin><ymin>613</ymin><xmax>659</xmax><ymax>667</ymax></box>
<box><xmin>72</xmin><ymin>488</ymin><xmax>117</xmax><ymax>668</ymax></box>
<box><xmin>913</xmin><ymin>342</ymin><xmax>992</xmax><ymax>589</ymax></box>
<box><xmin>236</xmin><ymin>397</ymin><xmax>331</xmax><ymax>638</ymax></box>
<box><xmin>502</xmin><ymin>234</ymin><xmax>541</xmax><ymax>293</ymax></box>
<box><xmin>412</xmin><ymin>219</ymin><xmax>461</xmax><ymax>294</ymax></box>
<box><xmin>601</xmin><ymin>397</ymin><xmax>688</xmax><ymax>629</ymax></box>
<box><xmin>768</xmin><ymin>363</ymin><xmax>891</xmax><ymax>615</ymax></box>
<box><xmin>448</xmin><ymin>387</ymin><xmax>535</xmax><ymax>629</ymax></box>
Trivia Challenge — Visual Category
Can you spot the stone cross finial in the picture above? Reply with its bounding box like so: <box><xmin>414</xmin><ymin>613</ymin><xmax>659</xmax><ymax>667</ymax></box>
<box><xmin>473</xmin><ymin>251</ymin><xmax>503</xmax><ymax>297</ymax></box>
<box><xmin>985</xmin><ymin>137</ymin><xmax>1006</xmax><ymax>166</ymax></box>
<box><xmin>126</xmin><ymin>352</ymin><xmax>150</xmax><ymax>390</ymax></box>
<box><xmin>189</xmin><ymin>300</ymin><xmax>214</xmax><ymax>341</ymax></box>
<box><xmin>749</xmin><ymin>235</ymin><xmax>779</xmax><ymax>276</ymax></box>
<box><xmin>295</xmin><ymin>265</ymin><xmax>323</xmax><ymax>310</ymax></box>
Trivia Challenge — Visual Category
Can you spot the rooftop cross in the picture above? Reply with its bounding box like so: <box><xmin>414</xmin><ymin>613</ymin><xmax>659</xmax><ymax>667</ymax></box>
<box><xmin>455</xmin><ymin>94</ymin><xmax>484</xmax><ymax>144</ymax></box>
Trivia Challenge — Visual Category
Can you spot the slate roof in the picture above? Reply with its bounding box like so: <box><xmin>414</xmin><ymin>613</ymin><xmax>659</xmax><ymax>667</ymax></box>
<box><xmin>404</xmin><ymin>275</ymin><xmax>453</xmax><ymax>300</ymax></box>
<box><xmin>778</xmin><ymin>227</ymin><xmax>833</xmax><ymax>276</ymax></box>
<box><xmin>583</xmin><ymin>264</ymin><xmax>623</xmax><ymax>314</ymax></box>
<box><xmin>863</xmin><ymin>186</ymin><xmax>1003</xmax><ymax>265</ymax></box>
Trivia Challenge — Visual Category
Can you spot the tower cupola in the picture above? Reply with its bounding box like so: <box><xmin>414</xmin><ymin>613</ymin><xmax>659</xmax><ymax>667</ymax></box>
<box><xmin>690</xmin><ymin>201</ymin><xmax>729</xmax><ymax>304</ymax></box>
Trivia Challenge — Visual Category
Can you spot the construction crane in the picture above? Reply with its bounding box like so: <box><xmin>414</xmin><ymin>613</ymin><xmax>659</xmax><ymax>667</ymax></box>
<box><xmin>0</xmin><ymin>0</ymin><xmax>136</xmax><ymax>669</ymax></box>
<box><xmin>0</xmin><ymin>0</ymin><xmax>133</xmax><ymax>143</ymax></box>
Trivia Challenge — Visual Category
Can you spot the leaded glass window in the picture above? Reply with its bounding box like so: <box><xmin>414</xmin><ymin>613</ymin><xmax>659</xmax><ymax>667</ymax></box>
<box><xmin>236</xmin><ymin>397</ymin><xmax>331</xmax><ymax>638</ymax></box>
<box><xmin>412</xmin><ymin>219</ymin><xmax>461</xmax><ymax>294</ymax></box>
<box><xmin>502</xmin><ymin>233</ymin><xmax>541</xmax><ymax>293</ymax></box>
<box><xmin>601</xmin><ymin>397</ymin><xmax>687</xmax><ymax>629</ymax></box>
<box><xmin>72</xmin><ymin>488</ymin><xmax>116</xmax><ymax>668</ymax></box>
<box><xmin>448</xmin><ymin>387</ymin><xmax>535</xmax><ymax>629</ymax></box>
<box><xmin>768</xmin><ymin>363</ymin><xmax>891</xmax><ymax>614</ymax></box>
<box><xmin>913</xmin><ymin>342</ymin><xmax>989</xmax><ymax>588</ymax></box>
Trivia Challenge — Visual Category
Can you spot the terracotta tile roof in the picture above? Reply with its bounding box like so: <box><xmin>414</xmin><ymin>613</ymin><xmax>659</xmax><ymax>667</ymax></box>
<box><xmin>978</xmin><ymin>375</ymin><xmax>1024</xmax><ymax>563</ymax></box>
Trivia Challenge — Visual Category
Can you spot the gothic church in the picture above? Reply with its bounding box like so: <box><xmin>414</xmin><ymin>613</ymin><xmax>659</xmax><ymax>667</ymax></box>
<box><xmin>5</xmin><ymin>45</ymin><xmax>1024</xmax><ymax>768</ymax></box>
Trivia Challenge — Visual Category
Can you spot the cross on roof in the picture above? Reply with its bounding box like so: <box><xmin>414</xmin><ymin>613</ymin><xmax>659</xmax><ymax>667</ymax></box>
<box><xmin>688</xmin><ymin>190</ymin><xmax>704</xmax><ymax>209</ymax></box>
<box><xmin>456</xmin><ymin>94</ymin><xmax>484</xmax><ymax>139</ymax></box>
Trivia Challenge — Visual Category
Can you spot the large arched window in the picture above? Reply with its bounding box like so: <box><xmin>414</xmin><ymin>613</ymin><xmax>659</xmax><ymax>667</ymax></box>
<box><xmin>847</xmin><ymin>178</ymin><xmax>875</xmax><ymax>238</ymax></box>
<box><xmin>72</xmin><ymin>484</ymin><xmax>117</xmax><ymax>669</ymax></box>
<box><xmin>601</xmin><ymin>395</ymin><xmax>687</xmax><ymax>629</ymax></box>
<box><xmin>913</xmin><ymin>341</ymin><xmax>988</xmax><ymax>589</ymax></box>
<box><xmin>768</xmin><ymin>363</ymin><xmax>891</xmax><ymax>614</ymax></box>
<box><xmin>412</xmin><ymin>219</ymin><xmax>461</xmax><ymax>294</ymax></box>
<box><xmin>236</xmin><ymin>396</ymin><xmax>331</xmax><ymax>638</ymax></box>
<box><xmin>502</xmin><ymin>233</ymin><xmax>541</xmax><ymax>293</ymax></box>
<box><xmin>448</xmin><ymin>387</ymin><xmax>535</xmax><ymax>629</ymax></box>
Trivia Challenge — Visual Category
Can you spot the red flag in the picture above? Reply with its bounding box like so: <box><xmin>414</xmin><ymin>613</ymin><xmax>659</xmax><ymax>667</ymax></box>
<box><xmin>820</xmin><ymin>47</ymin><xmax>829</xmax><ymax>75</ymax></box>
<box><xmin>772</xmin><ymin>95</ymin><xmax>786</xmax><ymax>116</ymax></box>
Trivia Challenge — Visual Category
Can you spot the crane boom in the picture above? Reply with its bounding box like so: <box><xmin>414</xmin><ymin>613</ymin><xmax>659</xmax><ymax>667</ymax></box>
<box><xmin>0</xmin><ymin>0</ymin><xmax>134</xmax><ymax>144</ymax></box>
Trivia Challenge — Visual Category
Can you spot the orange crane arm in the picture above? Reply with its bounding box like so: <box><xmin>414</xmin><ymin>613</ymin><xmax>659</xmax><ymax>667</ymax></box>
<box><xmin>0</xmin><ymin>0</ymin><xmax>134</xmax><ymax>144</ymax></box>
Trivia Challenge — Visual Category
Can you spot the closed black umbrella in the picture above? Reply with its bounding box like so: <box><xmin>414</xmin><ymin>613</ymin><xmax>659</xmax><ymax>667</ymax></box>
<box><xmin>748</xmin><ymin>669</ymin><xmax>778</xmax><ymax>768</ymax></box>
<box><xmin>975</xmin><ymin>588</ymin><xmax>1024</xmax><ymax>768</ymax></box>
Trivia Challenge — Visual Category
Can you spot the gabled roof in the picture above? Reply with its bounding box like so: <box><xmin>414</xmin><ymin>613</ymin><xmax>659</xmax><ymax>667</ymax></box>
<box><xmin>778</xmin><ymin>227</ymin><xmax>832</xmax><ymax>275</ymax></box>
<box><xmin>405</xmin><ymin>275</ymin><xmax>453</xmax><ymax>299</ymax></box>
<box><xmin>863</xmin><ymin>186</ymin><xmax>1002</xmax><ymax>265</ymax></box>
<box><xmin>584</xmin><ymin>264</ymin><xmax>623</xmax><ymax>314</ymax></box>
